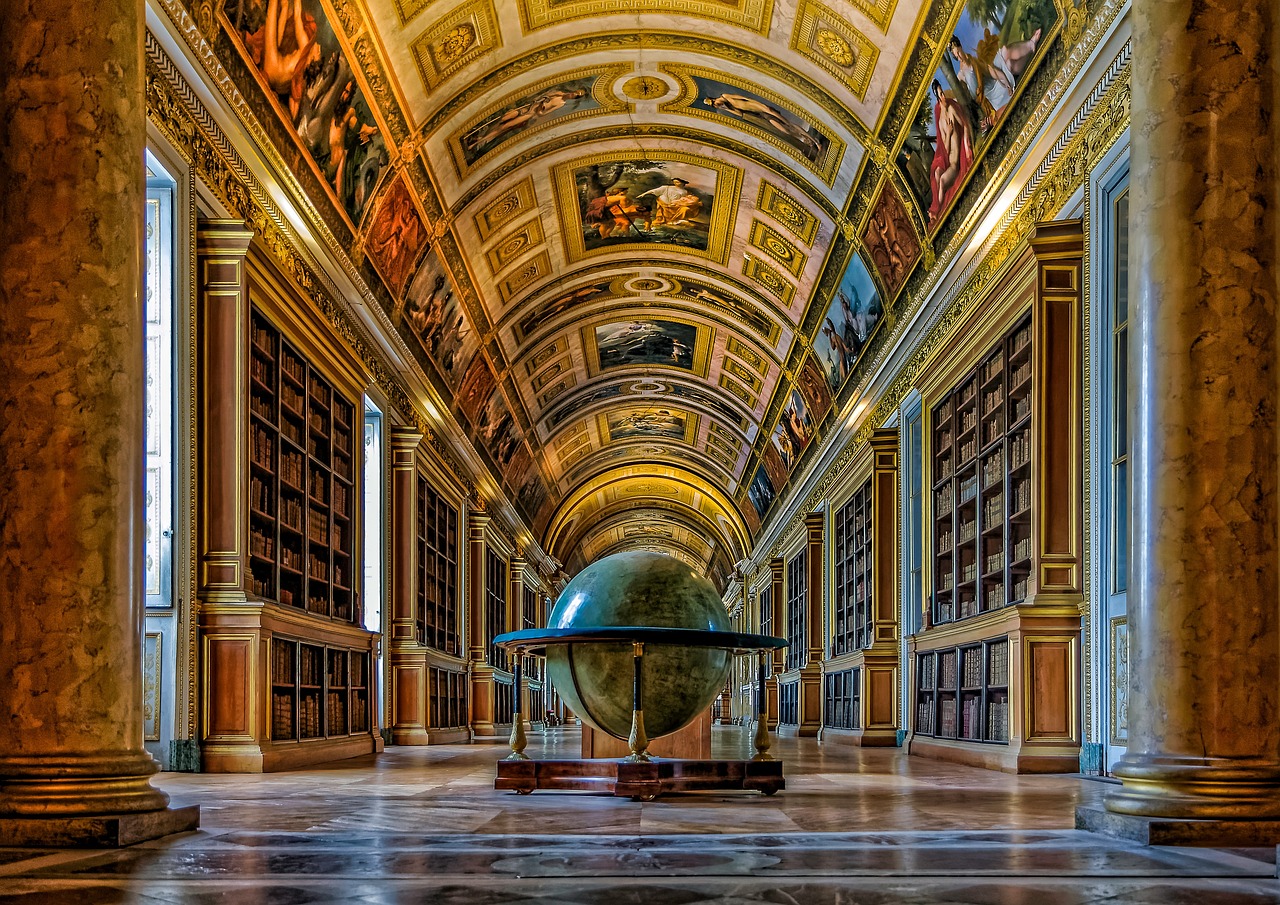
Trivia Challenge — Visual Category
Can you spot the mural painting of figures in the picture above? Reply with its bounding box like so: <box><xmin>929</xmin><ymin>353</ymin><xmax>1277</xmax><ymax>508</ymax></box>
<box><xmin>547</xmin><ymin>382</ymin><xmax>625</xmax><ymax>429</ymax></box>
<box><xmin>222</xmin><ymin>0</ymin><xmax>388</xmax><ymax>226</ymax></box>
<box><xmin>595</xmin><ymin>320</ymin><xmax>697</xmax><ymax>372</ymax></box>
<box><xmin>575</xmin><ymin>160</ymin><xmax>716</xmax><ymax>252</ymax></box>
<box><xmin>814</xmin><ymin>251</ymin><xmax>882</xmax><ymax>394</ymax></box>
<box><xmin>772</xmin><ymin>388</ymin><xmax>814</xmax><ymax>472</ymax></box>
<box><xmin>459</xmin><ymin>77</ymin><xmax>597</xmax><ymax>166</ymax></box>
<box><xmin>689</xmin><ymin>75</ymin><xmax>830</xmax><ymax>167</ymax></box>
<box><xmin>454</xmin><ymin>355</ymin><xmax>498</xmax><ymax>429</ymax></box>
<box><xmin>607</xmin><ymin>409</ymin><xmax>686</xmax><ymax>442</ymax></box>
<box><xmin>515</xmin><ymin>278</ymin><xmax>612</xmax><ymax>341</ymax></box>
<box><xmin>797</xmin><ymin>353</ymin><xmax>833</xmax><ymax>425</ymax></box>
<box><xmin>401</xmin><ymin>250</ymin><xmax>478</xmax><ymax>391</ymax></box>
<box><xmin>896</xmin><ymin>0</ymin><xmax>1057</xmax><ymax>230</ymax></box>
<box><xmin>364</xmin><ymin>175</ymin><xmax>428</xmax><ymax>296</ymax></box>
<box><xmin>748</xmin><ymin>464</ymin><xmax>777</xmax><ymax>521</ymax></box>
<box><xmin>863</xmin><ymin>179</ymin><xmax>922</xmax><ymax>299</ymax></box>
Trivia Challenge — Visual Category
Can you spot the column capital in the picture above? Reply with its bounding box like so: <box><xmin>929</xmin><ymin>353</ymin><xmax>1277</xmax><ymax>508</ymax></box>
<box><xmin>389</xmin><ymin>428</ymin><xmax>424</xmax><ymax>449</ymax></box>
<box><xmin>768</xmin><ymin>557</ymin><xmax>785</xmax><ymax>579</ymax></box>
<box><xmin>868</xmin><ymin>426</ymin><xmax>899</xmax><ymax>456</ymax></box>
<box><xmin>195</xmin><ymin>218</ymin><xmax>254</xmax><ymax>255</ymax></box>
<box><xmin>804</xmin><ymin>511</ymin><xmax>824</xmax><ymax>544</ymax></box>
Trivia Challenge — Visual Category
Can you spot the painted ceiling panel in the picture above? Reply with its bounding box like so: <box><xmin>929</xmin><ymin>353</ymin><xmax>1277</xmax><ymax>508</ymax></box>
<box><xmin>208</xmin><ymin>0</ymin><xmax>1082</xmax><ymax>579</ymax></box>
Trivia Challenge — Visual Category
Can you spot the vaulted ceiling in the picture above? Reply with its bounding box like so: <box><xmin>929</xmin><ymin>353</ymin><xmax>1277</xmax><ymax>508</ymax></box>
<box><xmin>211</xmin><ymin>0</ymin><xmax>1064</xmax><ymax>581</ymax></box>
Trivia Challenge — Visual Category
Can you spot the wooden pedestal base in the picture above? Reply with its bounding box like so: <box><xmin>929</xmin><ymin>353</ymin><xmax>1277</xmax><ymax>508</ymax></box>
<box><xmin>495</xmin><ymin>758</ymin><xmax>784</xmax><ymax>800</ymax></box>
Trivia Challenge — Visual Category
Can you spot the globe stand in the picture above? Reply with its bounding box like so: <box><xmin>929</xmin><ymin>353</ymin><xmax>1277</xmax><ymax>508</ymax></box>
<box><xmin>492</xmin><ymin>627</ymin><xmax>786</xmax><ymax>800</ymax></box>
<box><xmin>624</xmin><ymin>642</ymin><xmax>651</xmax><ymax>763</ymax></box>
<box><xmin>504</xmin><ymin>657</ymin><xmax>529</xmax><ymax>762</ymax></box>
<box><xmin>752</xmin><ymin>651</ymin><xmax>774</xmax><ymax>762</ymax></box>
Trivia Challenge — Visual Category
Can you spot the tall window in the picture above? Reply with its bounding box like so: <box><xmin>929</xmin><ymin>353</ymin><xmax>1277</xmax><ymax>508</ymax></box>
<box><xmin>785</xmin><ymin>550</ymin><xmax>807</xmax><ymax>670</ymax></box>
<box><xmin>416</xmin><ymin>479</ymin><xmax>459</xmax><ymax>654</ymax></box>
<box><xmin>362</xmin><ymin>401</ymin><xmax>383</xmax><ymax>635</ymax></box>
<box><xmin>144</xmin><ymin>156</ymin><xmax>176</xmax><ymax>610</ymax></box>
<box><xmin>833</xmin><ymin>479</ymin><xmax>873</xmax><ymax>655</ymax></box>
<box><xmin>1110</xmin><ymin>189</ymin><xmax>1130</xmax><ymax>597</ymax></box>
<box><xmin>485</xmin><ymin>550</ymin><xmax>508</xmax><ymax>670</ymax></box>
<box><xmin>903</xmin><ymin>402</ymin><xmax>924</xmax><ymax>637</ymax></box>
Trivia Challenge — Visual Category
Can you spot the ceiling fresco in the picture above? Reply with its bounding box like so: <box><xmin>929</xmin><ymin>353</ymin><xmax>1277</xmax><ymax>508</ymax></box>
<box><xmin>202</xmin><ymin>0</ymin><xmax>1084</xmax><ymax>583</ymax></box>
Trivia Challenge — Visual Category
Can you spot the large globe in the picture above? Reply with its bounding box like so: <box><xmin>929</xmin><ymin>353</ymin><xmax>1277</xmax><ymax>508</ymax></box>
<box><xmin>545</xmin><ymin>551</ymin><xmax>732</xmax><ymax>740</ymax></box>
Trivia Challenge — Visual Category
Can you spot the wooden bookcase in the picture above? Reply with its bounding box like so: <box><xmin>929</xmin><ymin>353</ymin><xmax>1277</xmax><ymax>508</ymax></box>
<box><xmin>929</xmin><ymin>313</ymin><xmax>1033</xmax><ymax>625</ymax></box>
<box><xmin>269</xmin><ymin>637</ymin><xmax>371</xmax><ymax>742</ymax></box>
<box><xmin>416</xmin><ymin>475</ymin><xmax>460</xmax><ymax>655</ymax></box>
<box><xmin>823</xmin><ymin>668</ymin><xmax>860</xmax><ymax>730</ymax></box>
<box><xmin>199</xmin><ymin>244</ymin><xmax>378</xmax><ymax>773</ymax></box>
<box><xmin>249</xmin><ymin>309</ymin><xmax>357</xmax><ymax>624</ymax></box>
<box><xmin>908</xmin><ymin>223</ymin><xmax>1084</xmax><ymax>773</ymax></box>
<box><xmin>428</xmin><ymin>665</ymin><xmax>467</xmax><ymax>729</ymax></box>
<box><xmin>914</xmin><ymin>637</ymin><xmax>1009</xmax><ymax>743</ymax></box>
<box><xmin>833</xmin><ymin>478</ymin><xmax>873</xmax><ymax>655</ymax></box>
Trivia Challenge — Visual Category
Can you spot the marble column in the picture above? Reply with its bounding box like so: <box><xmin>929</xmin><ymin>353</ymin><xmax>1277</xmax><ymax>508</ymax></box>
<box><xmin>388</xmin><ymin>430</ymin><xmax>426</xmax><ymax>745</ymax></box>
<box><xmin>1086</xmin><ymin>0</ymin><xmax>1280</xmax><ymax>842</ymax></box>
<box><xmin>467</xmin><ymin>509</ymin><xmax>496</xmax><ymax>737</ymax></box>
<box><xmin>0</xmin><ymin>0</ymin><xmax>198</xmax><ymax>844</ymax></box>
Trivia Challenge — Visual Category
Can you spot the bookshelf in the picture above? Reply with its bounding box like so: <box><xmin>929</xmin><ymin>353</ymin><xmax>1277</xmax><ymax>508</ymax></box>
<box><xmin>930</xmin><ymin>313</ymin><xmax>1032</xmax><ymax>626</ymax></box>
<box><xmin>823</xmin><ymin>667</ymin><xmax>860</xmax><ymax>730</ymax></box>
<box><xmin>270</xmin><ymin>636</ymin><xmax>372</xmax><ymax>741</ymax></box>
<box><xmin>428</xmin><ymin>666</ymin><xmax>467</xmax><ymax>729</ymax></box>
<box><xmin>914</xmin><ymin>637</ymin><xmax>1010</xmax><ymax>743</ymax></box>
<box><xmin>909</xmin><ymin>223</ymin><xmax>1084</xmax><ymax>772</ymax></box>
<box><xmin>832</xmin><ymin>478</ymin><xmax>873</xmax><ymax>655</ymax></box>
<box><xmin>485</xmin><ymin>549</ymin><xmax>508</xmax><ymax>672</ymax></box>
<box><xmin>784</xmin><ymin>549</ymin><xmax>806</xmax><ymax>672</ymax></box>
<box><xmin>416</xmin><ymin>476</ymin><xmax>460</xmax><ymax>655</ymax></box>
<box><xmin>249</xmin><ymin>309</ymin><xmax>358</xmax><ymax>624</ymax></box>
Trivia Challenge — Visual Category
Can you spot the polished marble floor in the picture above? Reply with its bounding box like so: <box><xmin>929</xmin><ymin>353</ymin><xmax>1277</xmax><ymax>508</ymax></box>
<box><xmin>1</xmin><ymin>727</ymin><xmax>1277</xmax><ymax>903</ymax></box>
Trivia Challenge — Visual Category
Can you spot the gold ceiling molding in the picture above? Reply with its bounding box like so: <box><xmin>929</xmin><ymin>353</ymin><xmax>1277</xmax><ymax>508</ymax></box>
<box><xmin>580</xmin><ymin>313</ymin><xmax>714</xmax><ymax>379</ymax></box>
<box><xmin>757</xmin><ymin>181</ymin><xmax>820</xmax><ymax>245</ymax></box>
<box><xmin>551</xmin><ymin>151</ymin><xmax>744</xmax><ymax>266</ymax></box>
<box><xmin>742</xmin><ymin>254</ymin><xmax>796</xmax><ymax>306</ymax></box>
<box><xmin>496</xmin><ymin>250</ymin><xmax>553</xmax><ymax>301</ymax></box>
<box><xmin>446</xmin><ymin>64</ymin><xmax>633</xmax><ymax>179</ymax></box>
<box><xmin>453</xmin><ymin>121</ymin><xmax>838</xmax><ymax>227</ymax></box>
<box><xmin>622</xmin><ymin>76</ymin><xmax>672</xmax><ymax>101</ymax></box>
<box><xmin>414</xmin><ymin>32</ymin><xmax>871</xmax><ymax>144</ymax></box>
<box><xmin>393</xmin><ymin>0</ymin><xmax>435</xmax><ymax>25</ymax></box>
<box><xmin>475</xmin><ymin>177</ymin><xmax>537</xmax><ymax>240</ymax></box>
<box><xmin>503</xmin><ymin>263</ymin><xmax>790</xmax><ymax>351</ymax></box>
<box><xmin>848</xmin><ymin>0</ymin><xmax>898</xmax><ymax>33</ymax></box>
<box><xmin>719</xmin><ymin>373</ymin><xmax>758</xmax><ymax>408</ymax></box>
<box><xmin>791</xmin><ymin>0</ymin><xmax>880</xmax><ymax>102</ymax></box>
<box><xmin>748</xmin><ymin>219</ymin><xmax>808</xmax><ymax>277</ymax></box>
<box><xmin>517</xmin><ymin>0</ymin><xmax>774</xmax><ymax>35</ymax></box>
<box><xmin>411</xmin><ymin>0</ymin><xmax>501</xmax><ymax>91</ymax></box>
<box><xmin>728</xmin><ymin>336</ymin><xmax>769</xmax><ymax>374</ymax></box>
<box><xmin>658</xmin><ymin>64</ymin><xmax>847</xmax><ymax>187</ymax></box>
<box><xmin>486</xmin><ymin>218</ymin><xmax>545</xmax><ymax>274</ymax></box>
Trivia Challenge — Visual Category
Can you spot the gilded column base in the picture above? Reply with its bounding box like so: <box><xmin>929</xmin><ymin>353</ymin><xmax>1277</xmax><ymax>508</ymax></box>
<box><xmin>1107</xmin><ymin>756</ymin><xmax>1280</xmax><ymax>820</ymax></box>
<box><xmin>0</xmin><ymin>752</ymin><xmax>171</xmax><ymax>818</ymax></box>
